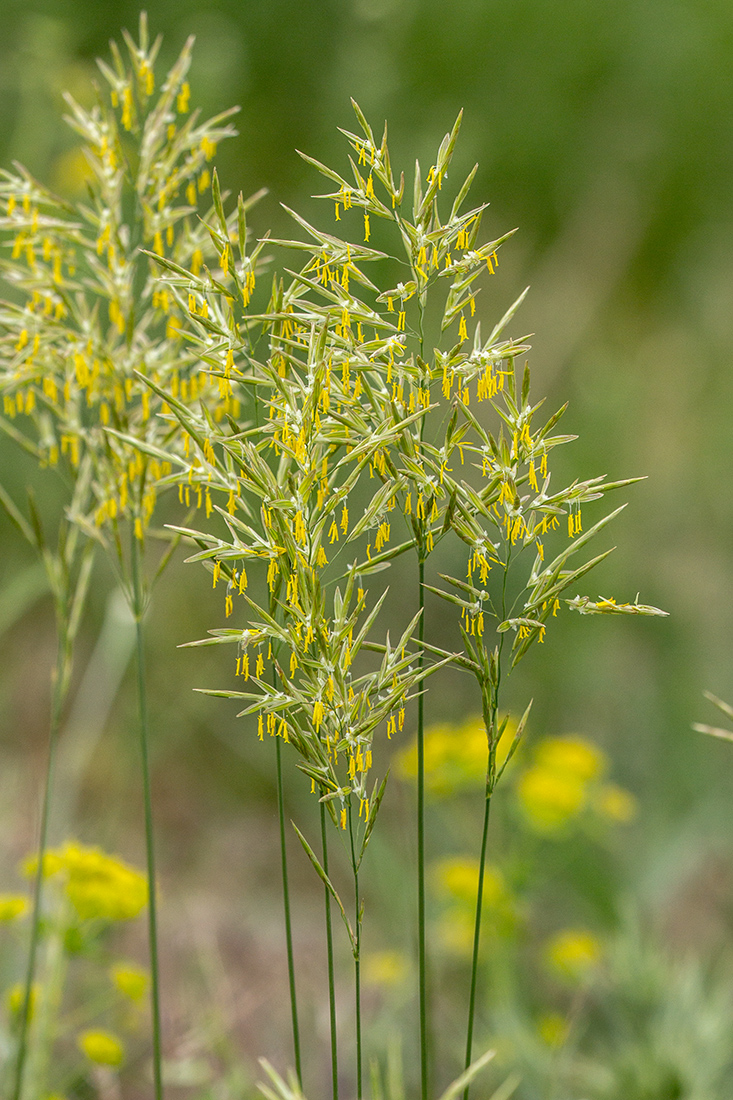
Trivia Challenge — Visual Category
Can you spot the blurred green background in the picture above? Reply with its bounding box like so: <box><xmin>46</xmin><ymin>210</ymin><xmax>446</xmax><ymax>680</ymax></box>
<box><xmin>2</xmin><ymin>0</ymin><xmax>733</xmax><ymax>1096</ymax></box>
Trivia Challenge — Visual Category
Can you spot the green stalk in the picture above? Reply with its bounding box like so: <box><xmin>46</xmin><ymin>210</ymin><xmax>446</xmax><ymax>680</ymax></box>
<box><xmin>11</xmin><ymin>624</ymin><xmax>69</xmax><ymax>1100</ymax></box>
<box><xmin>463</xmin><ymin>561</ymin><xmax>508</xmax><ymax>1100</ymax></box>
<box><xmin>462</xmin><ymin>787</ymin><xmax>491</xmax><ymax>1098</ymax></box>
<box><xmin>320</xmin><ymin>800</ymin><xmax>339</xmax><ymax>1100</ymax></box>
<box><xmin>130</xmin><ymin>531</ymin><xmax>164</xmax><ymax>1100</ymax></box>
<box><xmin>276</xmin><ymin>733</ymin><xmax>302</xmax><ymax>1084</ymax></box>
<box><xmin>414</xmin><ymin>292</ymin><xmax>430</xmax><ymax>1100</ymax></box>
<box><xmin>22</xmin><ymin>896</ymin><xmax>71</xmax><ymax>1100</ymax></box>
<box><xmin>348</xmin><ymin>802</ymin><xmax>363</xmax><ymax>1100</ymax></box>
<box><xmin>417</xmin><ymin>554</ymin><xmax>428</xmax><ymax>1100</ymax></box>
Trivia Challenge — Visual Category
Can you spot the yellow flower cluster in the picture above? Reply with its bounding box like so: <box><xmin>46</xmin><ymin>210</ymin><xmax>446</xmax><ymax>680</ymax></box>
<box><xmin>396</xmin><ymin>714</ymin><xmax>517</xmax><ymax>796</ymax></box>
<box><xmin>77</xmin><ymin>1028</ymin><xmax>125</xmax><ymax>1067</ymax></box>
<box><xmin>362</xmin><ymin>950</ymin><xmax>409</xmax><ymax>988</ymax></box>
<box><xmin>24</xmin><ymin>841</ymin><xmax>147</xmax><ymax>922</ymax></box>
<box><xmin>110</xmin><ymin>961</ymin><xmax>148</xmax><ymax>1003</ymax></box>
<box><xmin>0</xmin><ymin>894</ymin><xmax>29</xmax><ymax>922</ymax></box>
<box><xmin>5</xmin><ymin>980</ymin><xmax>38</xmax><ymax>1018</ymax></box>
<box><xmin>537</xmin><ymin>1011</ymin><xmax>569</xmax><ymax>1047</ymax></box>
<box><xmin>543</xmin><ymin>928</ymin><xmax>603</xmax><ymax>983</ymax></box>
<box><xmin>433</xmin><ymin>856</ymin><xmax>516</xmax><ymax>954</ymax></box>
<box><xmin>515</xmin><ymin>736</ymin><xmax>636</xmax><ymax>834</ymax></box>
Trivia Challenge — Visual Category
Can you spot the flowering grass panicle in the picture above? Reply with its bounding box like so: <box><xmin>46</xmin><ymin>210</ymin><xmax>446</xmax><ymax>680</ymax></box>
<box><xmin>136</xmin><ymin>98</ymin><xmax>668</xmax><ymax>1100</ymax></box>
<box><xmin>0</xmin><ymin>20</ymin><xmax>254</xmax><ymax>1100</ymax></box>
<box><xmin>0</xmin><ymin>16</ymin><xmax>241</xmax><ymax>565</ymax></box>
<box><xmin>0</xmin><ymin>39</ymin><xmax>672</xmax><ymax>1100</ymax></box>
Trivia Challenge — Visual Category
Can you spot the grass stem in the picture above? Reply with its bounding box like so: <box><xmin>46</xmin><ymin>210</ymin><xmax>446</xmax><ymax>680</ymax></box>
<box><xmin>463</xmin><ymin>563</ymin><xmax>507</xmax><ymax>1100</ymax></box>
<box><xmin>131</xmin><ymin>534</ymin><xmax>164</xmax><ymax>1100</ymax></box>
<box><xmin>11</xmin><ymin>627</ymin><xmax>68</xmax><ymax>1100</ymax></box>
<box><xmin>462</xmin><ymin>787</ymin><xmax>492</xmax><ymax>1100</ymax></box>
<box><xmin>348</xmin><ymin>803</ymin><xmax>363</xmax><ymax>1100</ymax></box>
<box><xmin>276</xmin><ymin>734</ymin><xmax>302</xmax><ymax>1084</ymax></box>
<box><xmin>320</xmin><ymin>800</ymin><xmax>339</xmax><ymax>1100</ymax></box>
<box><xmin>417</xmin><ymin>555</ymin><xmax>429</xmax><ymax>1100</ymax></box>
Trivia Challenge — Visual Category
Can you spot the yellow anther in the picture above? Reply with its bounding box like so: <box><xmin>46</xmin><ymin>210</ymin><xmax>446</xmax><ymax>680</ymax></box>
<box><xmin>177</xmin><ymin>82</ymin><xmax>190</xmax><ymax>113</ymax></box>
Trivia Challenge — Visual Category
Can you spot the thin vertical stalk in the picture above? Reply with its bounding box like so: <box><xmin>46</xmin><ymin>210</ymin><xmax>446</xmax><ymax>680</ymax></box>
<box><xmin>348</xmin><ymin>803</ymin><xmax>362</xmax><ymax>1100</ymax></box>
<box><xmin>130</xmin><ymin>533</ymin><xmax>163</xmax><ymax>1100</ymax></box>
<box><xmin>462</xmin><ymin>788</ymin><xmax>491</xmax><ymax>1096</ymax></box>
<box><xmin>415</xmin><ymin>292</ymin><xmax>430</xmax><ymax>1100</ymax></box>
<box><xmin>275</xmin><ymin>734</ymin><xmax>302</xmax><ymax>1084</ymax></box>
<box><xmin>463</xmin><ymin>563</ymin><xmax>507</xmax><ymax>1100</ymax></box>
<box><xmin>417</xmin><ymin>555</ymin><xmax>428</xmax><ymax>1100</ymax></box>
<box><xmin>320</xmin><ymin>800</ymin><xmax>339</xmax><ymax>1100</ymax></box>
<box><xmin>11</xmin><ymin>628</ymin><xmax>68</xmax><ymax>1100</ymax></box>
<box><xmin>22</xmin><ymin>895</ymin><xmax>70</xmax><ymax>1100</ymax></box>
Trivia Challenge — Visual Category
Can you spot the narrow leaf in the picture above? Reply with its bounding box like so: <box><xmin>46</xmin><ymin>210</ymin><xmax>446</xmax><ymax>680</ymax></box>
<box><xmin>436</xmin><ymin>1049</ymin><xmax>495</xmax><ymax>1100</ymax></box>
<box><xmin>292</xmin><ymin>822</ymin><xmax>357</xmax><ymax>953</ymax></box>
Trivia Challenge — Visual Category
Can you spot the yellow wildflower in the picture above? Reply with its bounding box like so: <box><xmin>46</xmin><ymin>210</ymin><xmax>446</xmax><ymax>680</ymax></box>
<box><xmin>362</xmin><ymin>950</ymin><xmax>408</xmax><ymax>987</ymax></box>
<box><xmin>436</xmin><ymin>907</ymin><xmax>474</xmax><ymax>954</ymax></box>
<box><xmin>433</xmin><ymin>857</ymin><xmax>508</xmax><ymax>909</ymax></box>
<box><xmin>534</xmin><ymin>737</ymin><xmax>606</xmax><ymax>782</ymax></box>
<box><xmin>396</xmin><ymin>714</ymin><xmax>517</xmax><ymax>796</ymax></box>
<box><xmin>23</xmin><ymin>841</ymin><xmax>147</xmax><ymax>922</ymax></box>
<box><xmin>77</xmin><ymin>1028</ymin><xmax>125</xmax><ymax>1067</ymax></box>
<box><xmin>110</xmin><ymin>961</ymin><xmax>148</xmax><ymax>1003</ymax></box>
<box><xmin>595</xmin><ymin>782</ymin><xmax>637</xmax><ymax>823</ymax></box>
<box><xmin>544</xmin><ymin>928</ymin><xmax>602</xmax><ymax>983</ymax></box>
<box><xmin>6</xmin><ymin>982</ymin><xmax>38</xmax><ymax>1018</ymax></box>
<box><xmin>538</xmin><ymin>1012</ymin><xmax>569</xmax><ymax>1048</ymax></box>
<box><xmin>516</xmin><ymin>766</ymin><xmax>586</xmax><ymax>832</ymax></box>
<box><xmin>0</xmin><ymin>895</ymin><xmax>29</xmax><ymax>921</ymax></box>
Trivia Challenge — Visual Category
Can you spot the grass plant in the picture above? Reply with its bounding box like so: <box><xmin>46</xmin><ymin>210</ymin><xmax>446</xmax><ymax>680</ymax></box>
<box><xmin>143</xmin><ymin>92</ymin><xmax>665</xmax><ymax>1099</ymax></box>
<box><xmin>0</xmin><ymin>483</ymin><xmax>94</xmax><ymax>1100</ymax></box>
<box><xmin>0</xmin><ymin>15</ymin><xmax>249</xmax><ymax>1097</ymax></box>
<box><xmin>0</xmin><ymin>17</ymin><xmax>669</xmax><ymax>1100</ymax></box>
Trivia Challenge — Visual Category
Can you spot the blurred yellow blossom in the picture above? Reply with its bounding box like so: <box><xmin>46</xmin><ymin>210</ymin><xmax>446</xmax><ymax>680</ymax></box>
<box><xmin>544</xmin><ymin>928</ymin><xmax>603</xmax><ymax>982</ymax></box>
<box><xmin>534</xmin><ymin>737</ymin><xmax>606</xmax><ymax>782</ymax></box>
<box><xmin>396</xmin><ymin>714</ymin><xmax>518</xmax><ymax>796</ymax></box>
<box><xmin>0</xmin><ymin>895</ymin><xmax>29</xmax><ymax>922</ymax></box>
<box><xmin>437</xmin><ymin>907</ymin><xmax>476</xmax><ymax>955</ymax></box>
<box><xmin>517</xmin><ymin>766</ymin><xmax>587</xmax><ymax>832</ymax></box>
<box><xmin>77</xmin><ymin>1028</ymin><xmax>125</xmax><ymax>1067</ymax></box>
<box><xmin>538</xmin><ymin>1011</ymin><xmax>569</xmax><ymax>1048</ymax></box>
<box><xmin>362</xmin><ymin>950</ymin><xmax>408</xmax><ymax>987</ymax></box>
<box><xmin>433</xmin><ymin>856</ymin><xmax>516</xmax><ymax>954</ymax></box>
<box><xmin>23</xmin><ymin>841</ymin><xmax>147</xmax><ymax>922</ymax></box>
<box><xmin>110</xmin><ymin>961</ymin><xmax>148</xmax><ymax>1003</ymax></box>
<box><xmin>515</xmin><ymin>735</ymin><xmax>635</xmax><ymax>834</ymax></box>
<box><xmin>6</xmin><ymin>981</ymin><xmax>38</xmax><ymax>1018</ymax></box>
<box><xmin>434</xmin><ymin>856</ymin><xmax>508</xmax><ymax>907</ymax></box>
<box><xmin>595</xmin><ymin>782</ymin><xmax>637</xmax><ymax>823</ymax></box>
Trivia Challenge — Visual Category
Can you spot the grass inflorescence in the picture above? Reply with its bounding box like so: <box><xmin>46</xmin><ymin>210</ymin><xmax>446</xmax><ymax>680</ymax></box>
<box><xmin>0</xmin><ymin>16</ymin><xmax>667</xmax><ymax>1100</ymax></box>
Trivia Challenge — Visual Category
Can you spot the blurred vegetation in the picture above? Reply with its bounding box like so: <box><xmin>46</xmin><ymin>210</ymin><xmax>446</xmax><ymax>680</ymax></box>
<box><xmin>2</xmin><ymin>1</ymin><xmax>733</xmax><ymax>1097</ymax></box>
